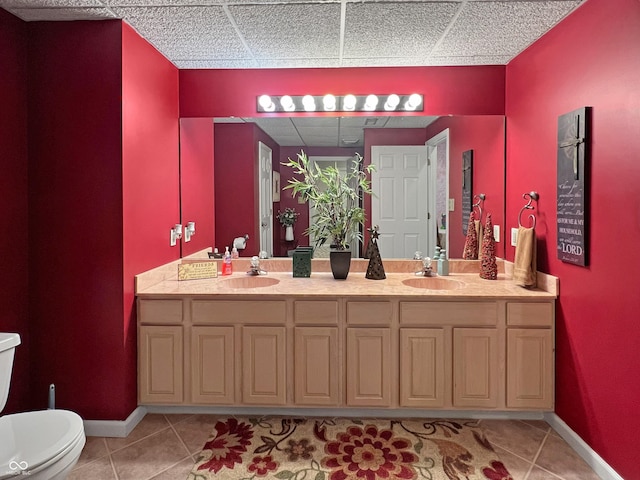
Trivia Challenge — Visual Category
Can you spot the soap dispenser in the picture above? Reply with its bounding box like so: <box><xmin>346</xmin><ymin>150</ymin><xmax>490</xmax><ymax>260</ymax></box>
<box><xmin>438</xmin><ymin>249</ymin><xmax>449</xmax><ymax>276</ymax></box>
<box><xmin>222</xmin><ymin>247</ymin><xmax>233</xmax><ymax>275</ymax></box>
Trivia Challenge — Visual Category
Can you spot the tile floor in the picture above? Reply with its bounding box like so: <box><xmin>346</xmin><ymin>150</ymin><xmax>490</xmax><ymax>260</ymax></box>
<box><xmin>69</xmin><ymin>414</ymin><xmax>602</xmax><ymax>480</ymax></box>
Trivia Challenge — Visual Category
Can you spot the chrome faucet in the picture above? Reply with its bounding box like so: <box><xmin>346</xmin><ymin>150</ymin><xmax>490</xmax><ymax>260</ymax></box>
<box><xmin>415</xmin><ymin>256</ymin><xmax>437</xmax><ymax>277</ymax></box>
<box><xmin>247</xmin><ymin>256</ymin><xmax>267</xmax><ymax>276</ymax></box>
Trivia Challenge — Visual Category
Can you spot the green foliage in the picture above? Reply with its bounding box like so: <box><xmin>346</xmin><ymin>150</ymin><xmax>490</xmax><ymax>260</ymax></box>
<box><xmin>282</xmin><ymin>150</ymin><xmax>374</xmax><ymax>251</ymax></box>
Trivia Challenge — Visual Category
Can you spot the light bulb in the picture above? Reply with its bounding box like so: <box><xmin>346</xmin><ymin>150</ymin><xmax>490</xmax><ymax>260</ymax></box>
<box><xmin>323</xmin><ymin>94</ymin><xmax>336</xmax><ymax>111</ymax></box>
<box><xmin>280</xmin><ymin>95</ymin><xmax>295</xmax><ymax>112</ymax></box>
<box><xmin>302</xmin><ymin>95</ymin><xmax>316</xmax><ymax>112</ymax></box>
<box><xmin>384</xmin><ymin>94</ymin><xmax>400</xmax><ymax>111</ymax></box>
<box><xmin>343</xmin><ymin>94</ymin><xmax>356</xmax><ymax>111</ymax></box>
<box><xmin>404</xmin><ymin>93</ymin><xmax>422</xmax><ymax>110</ymax></box>
<box><xmin>258</xmin><ymin>94</ymin><xmax>275</xmax><ymax>112</ymax></box>
<box><xmin>364</xmin><ymin>94</ymin><xmax>379</xmax><ymax>111</ymax></box>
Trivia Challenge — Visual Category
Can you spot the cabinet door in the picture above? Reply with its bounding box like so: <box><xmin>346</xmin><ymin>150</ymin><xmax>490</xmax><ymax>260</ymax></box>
<box><xmin>191</xmin><ymin>326</ymin><xmax>234</xmax><ymax>404</ymax></box>
<box><xmin>400</xmin><ymin>328</ymin><xmax>445</xmax><ymax>408</ymax></box>
<box><xmin>346</xmin><ymin>328</ymin><xmax>391</xmax><ymax>407</ymax></box>
<box><xmin>507</xmin><ymin>328</ymin><xmax>554</xmax><ymax>409</ymax></box>
<box><xmin>453</xmin><ymin>328</ymin><xmax>499</xmax><ymax>408</ymax></box>
<box><xmin>139</xmin><ymin>325</ymin><xmax>183</xmax><ymax>404</ymax></box>
<box><xmin>294</xmin><ymin>327</ymin><xmax>340</xmax><ymax>406</ymax></box>
<box><xmin>242</xmin><ymin>326</ymin><xmax>286</xmax><ymax>405</ymax></box>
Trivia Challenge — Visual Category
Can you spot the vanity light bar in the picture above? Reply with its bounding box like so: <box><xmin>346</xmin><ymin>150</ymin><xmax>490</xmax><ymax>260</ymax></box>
<box><xmin>256</xmin><ymin>94</ymin><xmax>423</xmax><ymax>113</ymax></box>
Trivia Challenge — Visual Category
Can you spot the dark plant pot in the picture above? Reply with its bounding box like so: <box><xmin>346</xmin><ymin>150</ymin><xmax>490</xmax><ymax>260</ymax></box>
<box><xmin>329</xmin><ymin>250</ymin><xmax>352</xmax><ymax>280</ymax></box>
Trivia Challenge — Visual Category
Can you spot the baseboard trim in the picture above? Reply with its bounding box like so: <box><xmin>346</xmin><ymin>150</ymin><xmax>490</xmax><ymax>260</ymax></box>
<box><xmin>544</xmin><ymin>413</ymin><xmax>623</xmax><ymax>480</ymax></box>
<box><xmin>83</xmin><ymin>406</ymin><xmax>147</xmax><ymax>438</ymax></box>
<box><xmin>143</xmin><ymin>404</ymin><xmax>546</xmax><ymax>420</ymax></box>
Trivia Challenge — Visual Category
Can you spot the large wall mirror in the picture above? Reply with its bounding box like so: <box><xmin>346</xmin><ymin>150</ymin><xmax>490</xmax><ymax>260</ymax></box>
<box><xmin>203</xmin><ymin>113</ymin><xmax>505</xmax><ymax>260</ymax></box>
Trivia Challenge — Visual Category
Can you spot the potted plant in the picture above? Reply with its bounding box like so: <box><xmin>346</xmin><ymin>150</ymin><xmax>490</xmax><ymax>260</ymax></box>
<box><xmin>282</xmin><ymin>150</ymin><xmax>374</xmax><ymax>279</ymax></box>
<box><xmin>276</xmin><ymin>207</ymin><xmax>300</xmax><ymax>241</ymax></box>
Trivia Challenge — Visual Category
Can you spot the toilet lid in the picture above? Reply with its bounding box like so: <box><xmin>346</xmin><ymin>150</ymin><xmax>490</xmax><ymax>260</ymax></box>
<box><xmin>0</xmin><ymin>410</ymin><xmax>84</xmax><ymax>478</ymax></box>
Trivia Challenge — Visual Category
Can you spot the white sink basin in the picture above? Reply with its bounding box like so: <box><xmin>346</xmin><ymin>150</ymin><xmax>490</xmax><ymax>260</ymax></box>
<box><xmin>221</xmin><ymin>276</ymin><xmax>280</xmax><ymax>289</ymax></box>
<box><xmin>402</xmin><ymin>277</ymin><xmax>464</xmax><ymax>291</ymax></box>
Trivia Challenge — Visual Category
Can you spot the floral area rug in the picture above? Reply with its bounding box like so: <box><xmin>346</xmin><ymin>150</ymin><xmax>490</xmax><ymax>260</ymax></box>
<box><xmin>187</xmin><ymin>417</ymin><xmax>513</xmax><ymax>480</ymax></box>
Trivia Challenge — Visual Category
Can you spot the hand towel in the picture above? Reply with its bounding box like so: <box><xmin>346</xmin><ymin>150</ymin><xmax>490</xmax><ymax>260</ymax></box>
<box><xmin>475</xmin><ymin>219</ymin><xmax>484</xmax><ymax>262</ymax></box>
<box><xmin>513</xmin><ymin>226</ymin><xmax>537</xmax><ymax>287</ymax></box>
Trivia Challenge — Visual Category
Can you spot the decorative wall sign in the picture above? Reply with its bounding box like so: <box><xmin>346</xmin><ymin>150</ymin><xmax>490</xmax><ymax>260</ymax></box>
<box><xmin>557</xmin><ymin>107</ymin><xmax>590</xmax><ymax>266</ymax></box>
<box><xmin>178</xmin><ymin>260</ymin><xmax>218</xmax><ymax>280</ymax></box>
<box><xmin>461</xmin><ymin>150</ymin><xmax>473</xmax><ymax>235</ymax></box>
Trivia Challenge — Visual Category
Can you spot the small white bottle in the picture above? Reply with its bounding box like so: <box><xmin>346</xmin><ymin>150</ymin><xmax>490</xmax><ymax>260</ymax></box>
<box><xmin>231</xmin><ymin>247</ymin><xmax>239</xmax><ymax>259</ymax></box>
<box><xmin>438</xmin><ymin>249</ymin><xmax>449</xmax><ymax>276</ymax></box>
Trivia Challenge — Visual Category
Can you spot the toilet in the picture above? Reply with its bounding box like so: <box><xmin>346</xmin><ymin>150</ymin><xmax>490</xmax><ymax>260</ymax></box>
<box><xmin>0</xmin><ymin>333</ymin><xmax>86</xmax><ymax>479</ymax></box>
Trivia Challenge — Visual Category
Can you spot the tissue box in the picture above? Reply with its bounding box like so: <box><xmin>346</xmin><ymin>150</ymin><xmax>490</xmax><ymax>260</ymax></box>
<box><xmin>292</xmin><ymin>248</ymin><xmax>312</xmax><ymax>277</ymax></box>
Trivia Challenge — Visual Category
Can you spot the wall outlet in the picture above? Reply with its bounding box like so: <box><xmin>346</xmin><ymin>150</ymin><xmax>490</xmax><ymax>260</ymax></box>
<box><xmin>511</xmin><ymin>228</ymin><xmax>519</xmax><ymax>246</ymax></box>
<box><xmin>448</xmin><ymin>198</ymin><xmax>455</xmax><ymax>211</ymax></box>
<box><xmin>493</xmin><ymin>225</ymin><xmax>500</xmax><ymax>243</ymax></box>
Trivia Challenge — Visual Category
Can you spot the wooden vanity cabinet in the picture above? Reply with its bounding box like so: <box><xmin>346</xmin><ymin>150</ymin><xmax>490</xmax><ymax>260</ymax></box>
<box><xmin>345</xmin><ymin>301</ymin><xmax>393</xmax><ymax>407</ymax></box>
<box><xmin>399</xmin><ymin>328</ymin><xmax>445</xmax><ymax>407</ymax></box>
<box><xmin>242</xmin><ymin>326</ymin><xmax>286</xmax><ymax>405</ymax></box>
<box><xmin>506</xmin><ymin>302</ymin><xmax>554</xmax><ymax>409</ymax></box>
<box><xmin>293</xmin><ymin>300</ymin><xmax>341</xmax><ymax>406</ymax></box>
<box><xmin>138</xmin><ymin>300</ymin><xmax>184</xmax><ymax>404</ymax></box>
<box><xmin>138</xmin><ymin>295</ymin><xmax>555</xmax><ymax>412</ymax></box>
<box><xmin>191</xmin><ymin>326</ymin><xmax>234</xmax><ymax>404</ymax></box>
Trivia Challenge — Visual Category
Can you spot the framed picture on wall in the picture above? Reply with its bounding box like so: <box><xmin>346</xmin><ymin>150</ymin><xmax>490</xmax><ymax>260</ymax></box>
<box><xmin>272</xmin><ymin>171</ymin><xmax>281</xmax><ymax>202</ymax></box>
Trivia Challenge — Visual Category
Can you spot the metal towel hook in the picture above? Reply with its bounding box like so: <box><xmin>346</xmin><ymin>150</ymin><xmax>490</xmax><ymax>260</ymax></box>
<box><xmin>472</xmin><ymin>193</ymin><xmax>486</xmax><ymax>223</ymax></box>
<box><xmin>518</xmin><ymin>191</ymin><xmax>539</xmax><ymax>228</ymax></box>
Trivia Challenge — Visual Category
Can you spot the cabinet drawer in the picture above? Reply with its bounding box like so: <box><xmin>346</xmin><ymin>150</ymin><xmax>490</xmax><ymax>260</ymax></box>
<box><xmin>401</xmin><ymin>302</ymin><xmax>497</xmax><ymax>326</ymax></box>
<box><xmin>294</xmin><ymin>301</ymin><xmax>338</xmax><ymax>325</ymax></box>
<box><xmin>138</xmin><ymin>299</ymin><xmax>183</xmax><ymax>325</ymax></box>
<box><xmin>192</xmin><ymin>300</ymin><xmax>286</xmax><ymax>324</ymax></box>
<box><xmin>507</xmin><ymin>302</ymin><xmax>553</xmax><ymax>327</ymax></box>
<box><xmin>347</xmin><ymin>301</ymin><xmax>393</xmax><ymax>325</ymax></box>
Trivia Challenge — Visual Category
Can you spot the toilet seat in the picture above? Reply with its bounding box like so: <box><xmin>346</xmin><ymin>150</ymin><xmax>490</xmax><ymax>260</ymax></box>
<box><xmin>0</xmin><ymin>409</ymin><xmax>85</xmax><ymax>479</ymax></box>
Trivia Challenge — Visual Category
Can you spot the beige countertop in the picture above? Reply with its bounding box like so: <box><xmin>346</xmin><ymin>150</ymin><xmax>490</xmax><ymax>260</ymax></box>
<box><xmin>136</xmin><ymin>256</ymin><xmax>557</xmax><ymax>299</ymax></box>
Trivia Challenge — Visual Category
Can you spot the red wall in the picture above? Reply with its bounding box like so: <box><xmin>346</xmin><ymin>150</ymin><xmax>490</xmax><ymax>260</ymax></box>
<box><xmin>180</xmin><ymin>66</ymin><xmax>505</xmax><ymax>118</ymax></box>
<box><xmin>179</xmin><ymin>118</ymin><xmax>215</xmax><ymax>256</ymax></box>
<box><xmin>122</xmin><ymin>22</ymin><xmax>180</xmax><ymax>419</ymax></box>
<box><xmin>425</xmin><ymin>116</ymin><xmax>505</xmax><ymax>259</ymax></box>
<box><xmin>0</xmin><ymin>9</ymin><xmax>30</xmax><ymax>413</ymax></box>
<box><xmin>505</xmin><ymin>0</ymin><xmax>640</xmax><ymax>477</ymax></box>
<box><xmin>21</xmin><ymin>20</ymin><xmax>180</xmax><ymax>421</ymax></box>
<box><xmin>213</xmin><ymin>124</ymin><xmax>259</xmax><ymax>256</ymax></box>
<box><xmin>27</xmin><ymin>20</ymin><xmax>127</xmax><ymax>418</ymax></box>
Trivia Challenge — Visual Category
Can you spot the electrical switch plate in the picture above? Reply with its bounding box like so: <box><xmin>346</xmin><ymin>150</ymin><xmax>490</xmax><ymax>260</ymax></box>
<box><xmin>493</xmin><ymin>225</ymin><xmax>500</xmax><ymax>243</ymax></box>
<box><xmin>448</xmin><ymin>198</ymin><xmax>455</xmax><ymax>211</ymax></box>
<box><xmin>511</xmin><ymin>228</ymin><xmax>518</xmax><ymax>246</ymax></box>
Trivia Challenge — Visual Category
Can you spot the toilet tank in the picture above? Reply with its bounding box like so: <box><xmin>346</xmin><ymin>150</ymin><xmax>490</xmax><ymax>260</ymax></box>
<box><xmin>0</xmin><ymin>333</ymin><xmax>21</xmax><ymax>412</ymax></box>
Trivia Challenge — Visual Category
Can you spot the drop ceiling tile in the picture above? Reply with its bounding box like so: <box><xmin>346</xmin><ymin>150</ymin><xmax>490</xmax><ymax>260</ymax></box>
<box><xmin>426</xmin><ymin>55</ymin><xmax>513</xmax><ymax>65</ymax></box>
<box><xmin>256</xmin><ymin>58</ymin><xmax>341</xmax><ymax>69</ymax></box>
<box><xmin>10</xmin><ymin>7</ymin><xmax>115</xmax><ymax>21</ymax></box>
<box><xmin>343</xmin><ymin>2</ymin><xmax>459</xmax><ymax>58</ymax></box>
<box><xmin>384</xmin><ymin>116</ymin><xmax>438</xmax><ymax>128</ymax></box>
<box><xmin>175</xmin><ymin>59</ymin><xmax>259</xmax><ymax>68</ymax></box>
<box><xmin>112</xmin><ymin>6</ymin><xmax>248</xmax><ymax>60</ymax></box>
<box><xmin>0</xmin><ymin>0</ymin><xmax>101</xmax><ymax>6</ymax></box>
<box><xmin>292</xmin><ymin>117</ymin><xmax>339</xmax><ymax>128</ymax></box>
<box><xmin>341</xmin><ymin>57</ymin><xmax>429</xmax><ymax>67</ymax></box>
<box><xmin>432</xmin><ymin>1</ymin><xmax>581</xmax><ymax>57</ymax></box>
<box><xmin>229</xmin><ymin>3</ymin><xmax>341</xmax><ymax>59</ymax></box>
<box><xmin>106</xmin><ymin>0</ymin><xmax>222</xmax><ymax>5</ymax></box>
